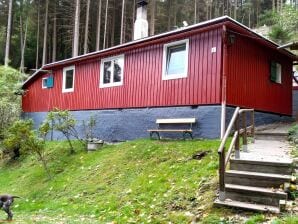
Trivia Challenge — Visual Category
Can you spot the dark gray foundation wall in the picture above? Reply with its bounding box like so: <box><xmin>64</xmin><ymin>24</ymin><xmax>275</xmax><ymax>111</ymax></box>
<box><xmin>225</xmin><ymin>106</ymin><xmax>294</xmax><ymax>128</ymax></box>
<box><xmin>22</xmin><ymin>106</ymin><xmax>222</xmax><ymax>141</ymax></box>
<box><xmin>23</xmin><ymin>105</ymin><xmax>293</xmax><ymax>142</ymax></box>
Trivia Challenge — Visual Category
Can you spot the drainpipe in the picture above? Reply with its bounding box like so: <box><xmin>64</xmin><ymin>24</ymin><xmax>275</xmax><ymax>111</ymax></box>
<box><xmin>220</xmin><ymin>25</ymin><xmax>228</xmax><ymax>140</ymax></box>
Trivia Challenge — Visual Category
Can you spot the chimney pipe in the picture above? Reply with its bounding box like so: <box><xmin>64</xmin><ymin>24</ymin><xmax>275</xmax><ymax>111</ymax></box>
<box><xmin>134</xmin><ymin>0</ymin><xmax>149</xmax><ymax>40</ymax></box>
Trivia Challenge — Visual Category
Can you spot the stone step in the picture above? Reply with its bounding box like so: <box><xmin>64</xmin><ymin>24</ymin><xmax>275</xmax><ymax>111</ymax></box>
<box><xmin>230</xmin><ymin>158</ymin><xmax>293</xmax><ymax>175</ymax></box>
<box><xmin>255</xmin><ymin>132</ymin><xmax>288</xmax><ymax>141</ymax></box>
<box><xmin>225</xmin><ymin>184</ymin><xmax>287</xmax><ymax>206</ymax></box>
<box><xmin>225</xmin><ymin>170</ymin><xmax>293</xmax><ymax>188</ymax></box>
<box><xmin>214</xmin><ymin>198</ymin><xmax>280</xmax><ymax>213</ymax></box>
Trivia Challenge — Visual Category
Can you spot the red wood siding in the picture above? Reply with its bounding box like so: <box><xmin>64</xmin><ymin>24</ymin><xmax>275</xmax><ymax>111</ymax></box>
<box><xmin>22</xmin><ymin>28</ymin><xmax>222</xmax><ymax>112</ymax></box>
<box><xmin>226</xmin><ymin>32</ymin><xmax>293</xmax><ymax>115</ymax></box>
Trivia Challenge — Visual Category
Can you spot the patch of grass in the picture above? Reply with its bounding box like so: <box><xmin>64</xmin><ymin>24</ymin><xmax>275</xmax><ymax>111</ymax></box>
<box><xmin>272</xmin><ymin>215</ymin><xmax>298</xmax><ymax>224</ymax></box>
<box><xmin>245</xmin><ymin>214</ymin><xmax>266</xmax><ymax>224</ymax></box>
<box><xmin>0</xmin><ymin>139</ymin><xmax>222</xmax><ymax>223</ymax></box>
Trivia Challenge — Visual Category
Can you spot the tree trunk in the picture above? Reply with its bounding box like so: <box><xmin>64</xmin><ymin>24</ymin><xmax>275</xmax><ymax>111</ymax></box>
<box><xmin>4</xmin><ymin>0</ymin><xmax>13</xmax><ymax>67</ymax></box>
<box><xmin>110</xmin><ymin>0</ymin><xmax>115</xmax><ymax>47</ymax></box>
<box><xmin>84</xmin><ymin>0</ymin><xmax>90</xmax><ymax>54</ymax></box>
<box><xmin>73</xmin><ymin>0</ymin><xmax>80</xmax><ymax>57</ymax></box>
<box><xmin>132</xmin><ymin>0</ymin><xmax>136</xmax><ymax>40</ymax></box>
<box><xmin>52</xmin><ymin>1</ymin><xmax>57</xmax><ymax>62</ymax></box>
<box><xmin>149</xmin><ymin>0</ymin><xmax>155</xmax><ymax>36</ymax></box>
<box><xmin>103</xmin><ymin>0</ymin><xmax>109</xmax><ymax>49</ymax></box>
<box><xmin>96</xmin><ymin>0</ymin><xmax>102</xmax><ymax>51</ymax></box>
<box><xmin>20</xmin><ymin>18</ymin><xmax>28</xmax><ymax>73</ymax></box>
<box><xmin>120</xmin><ymin>0</ymin><xmax>125</xmax><ymax>44</ymax></box>
<box><xmin>42</xmin><ymin>0</ymin><xmax>49</xmax><ymax>66</ymax></box>
<box><xmin>36</xmin><ymin>0</ymin><xmax>40</xmax><ymax>69</ymax></box>
<box><xmin>272</xmin><ymin>0</ymin><xmax>275</xmax><ymax>11</ymax></box>
<box><xmin>194</xmin><ymin>0</ymin><xmax>197</xmax><ymax>24</ymax></box>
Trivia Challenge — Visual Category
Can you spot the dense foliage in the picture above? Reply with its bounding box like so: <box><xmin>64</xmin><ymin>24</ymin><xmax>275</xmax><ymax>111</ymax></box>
<box><xmin>0</xmin><ymin>66</ymin><xmax>25</xmax><ymax>138</ymax></box>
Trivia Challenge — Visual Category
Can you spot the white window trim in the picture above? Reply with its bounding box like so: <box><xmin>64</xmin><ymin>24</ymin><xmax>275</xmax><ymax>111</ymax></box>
<box><xmin>100</xmin><ymin>54</ymin><xmax>124</xmax><ymax>88</ymax></box>
<box><xmin>276</xmin><ymin>63</ymin><xmax>282</xmax><ymax>84</ymax></box>
<box><xmin>162</xmin><ymin>39</ymin><xmax>189</xmax><ymax>80</ymax></box>
<box><xmin>62</xmin><ymin>65</ymin><xmax>75</xmax><ymax>93</ymax></box>
<box><xmin>42</xmin><ymin>77</ymin><xmax>48</xmax><ymax>89</ymax></box>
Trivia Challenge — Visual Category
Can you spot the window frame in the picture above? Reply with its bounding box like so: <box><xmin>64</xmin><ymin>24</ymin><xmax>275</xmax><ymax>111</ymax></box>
<box><xmin>270</xmin><ymin>61</ymin><xmax>282</xmax><ymax>84</ymax></box>
<box><xmin>42</xmin><ymin>77</ymin><xmax>48</xmax><ymax>89</ymax></box>
<box><xmin>62</xmin><ymin>65</ymin><xmax>75</xmax><ymax>93</ymax></box>
<box><xmin>162</xmin><ymin>39</ymin><xmax>189</xmax><ymax>80</ymax></box>
<box><xmin>100</xmin><ymin>54</ymin><xmax>125</xmax><ymax>88</ymax></box>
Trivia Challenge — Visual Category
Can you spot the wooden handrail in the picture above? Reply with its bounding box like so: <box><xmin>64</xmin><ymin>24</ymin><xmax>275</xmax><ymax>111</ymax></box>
<box><xmin>218</xmin><ymin>107</ymin><xmax>255</xmax><ymax>201</ymax></box>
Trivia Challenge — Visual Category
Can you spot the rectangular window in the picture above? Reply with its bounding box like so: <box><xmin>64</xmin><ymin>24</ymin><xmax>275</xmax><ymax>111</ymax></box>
<box><xmin>100</xmin><ymin>55</ymin><xmax>124</xmax><ymax>88</ymax></box>
<box><xmin>270</xmin><ymin>61</ymin><xmax>282</xmax><ymax>84</ymax></box>
<box><xmin>42</xmin><ymin>76</ymin><xmax>54</xmax><ymax>89</ymax></box>
<box><xmin>162</xmin><ymin>39</ymin><xmax>189</xmax><ymax>80</ymax></box>
<box><xmin>63</xmin><ymin>66</ymin><xmax>75</xmax><ymax>92</ymax></box>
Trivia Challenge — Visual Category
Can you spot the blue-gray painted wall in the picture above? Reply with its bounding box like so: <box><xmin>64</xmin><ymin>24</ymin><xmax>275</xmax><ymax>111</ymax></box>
<box><xmin>23</xmin><ymin>106</ymin><xmax>222</xmax><ymax>141</ymax></box>
<box><xmin>23</xmin><ymin>105</ymin><xmax>293</xmax><ymax>141</ymax></box>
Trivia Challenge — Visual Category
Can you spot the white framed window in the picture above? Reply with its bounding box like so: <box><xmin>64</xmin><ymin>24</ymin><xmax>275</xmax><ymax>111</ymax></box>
<box><xmin>42</xmin><ymin>77</ymin><xmax>48</xmax><ymax>89</ymax></box>
<box><xmin>270</xmin><ymin>61</ymin><xmax>282</xmax><ymax>84</ymax></box>
<box><xmin>162</xmin><ymin>39</ymin><xmax>189</xmax><ymax>80</ymax></box>
<box><xmin>100</xmin><ymin>55</ymin><xmax>124</xmax><ymax>88</ymax></box>
<box><xmin>62</xmin><ymin>66</ymin><xmax>75</xmax><ymax>92</ymax></box>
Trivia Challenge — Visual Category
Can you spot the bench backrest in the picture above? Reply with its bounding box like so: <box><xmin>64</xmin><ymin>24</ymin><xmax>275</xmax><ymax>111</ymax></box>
<box><xmin>156</xmin><ymin>118</ymin><xmax>196</xmax><ymax>124</ymax></box>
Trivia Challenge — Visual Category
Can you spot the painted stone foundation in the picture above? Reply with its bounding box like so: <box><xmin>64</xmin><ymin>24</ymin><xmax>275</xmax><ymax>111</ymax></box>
<box><xmin>22</xmin><ymin>105</ymin><xmax>293</xmax><ymax>142</ymax></box>
<box><xmin>225</xmin><ymin>106</ymin><xmax>293</xmax><ymax>127</ymax></box>
<box><xmin>22</xmin><ymin>106</ymin><xmax>222</xmax><ymax>141</ymax></box>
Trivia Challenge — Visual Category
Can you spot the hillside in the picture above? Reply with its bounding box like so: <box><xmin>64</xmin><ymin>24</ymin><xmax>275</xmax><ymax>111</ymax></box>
<box><xmin>0</xmin><ymin>139</ymin><xmax>297</xmax><ymax>223</ymax></box>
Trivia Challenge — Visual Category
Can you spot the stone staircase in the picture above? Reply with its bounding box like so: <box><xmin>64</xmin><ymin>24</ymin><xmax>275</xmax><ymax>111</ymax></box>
<box><xmin>215</xmin><ymin>125</ymin><xmax>295</xmax><ymax>213</ymax></box>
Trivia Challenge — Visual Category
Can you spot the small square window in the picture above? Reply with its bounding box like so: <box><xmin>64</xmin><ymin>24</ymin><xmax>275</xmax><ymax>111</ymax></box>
<box><xmin>63</xmin><ymin>66</ymin><xmax>75</xmax><ymax>92</ymax></box>
<box><xmin>270</xmin><ymin>61</ymin><xmax>282</xmax><ymax>84</ymax></box>
<box><xmin>42</xmin><ymin>76</ymin><xmax>54</xmax><ymax>89</ymax></box>
<box><xmin>100</xmin><ymin>55</ymin><xmax>124</xmax><ymax>88</ymax></box>
<box><xmin>162</xmin><ymin>39</ymin><xmax>189</xmax><ymax>80</ymax></box>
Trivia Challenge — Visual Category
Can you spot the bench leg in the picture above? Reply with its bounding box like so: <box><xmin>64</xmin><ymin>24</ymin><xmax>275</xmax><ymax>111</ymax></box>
<box><xmin>183</xmin><ymin>132</ymin><xmax>193</xmax><ymax>140</ymax></box>
<box><xmin>150</xmin><ymin>131</ymin><xmax>160</xmax><ymax>140</ymax></box>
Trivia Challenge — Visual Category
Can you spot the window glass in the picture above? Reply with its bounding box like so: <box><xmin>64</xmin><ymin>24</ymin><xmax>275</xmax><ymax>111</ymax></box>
<box><xmin>103</xmin><ymin>61</ymin><xmax>112</xmax><ymax>84</ymax></box>
<box><xmin>100</xmin><ymin>55</ymin><xmax>124</xmax><ymax>88</ymax></box>
<box><xmin>65</xmin><ymin>69</ymin><xmax>74</xmax><ymax>89</ymax></box>
<box><xmin>113</xmin><ymin>58</ymin><xmax>123</xmax><ymax>83</ymax></box>
<box><xmin>42</xmin><ymin>78</ymin><xmax>48</xmax><ymax>88</ymax></box>
<box><xmin>166</xmin><ymin>44</ymin><xmax>186</xmax><ymax>75</ymax></box>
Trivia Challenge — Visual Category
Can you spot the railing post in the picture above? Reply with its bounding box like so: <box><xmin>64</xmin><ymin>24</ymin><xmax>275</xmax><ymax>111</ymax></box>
<box><xmin>219</xmin><ymin>148</ymin><xmax>225</xmax><ymax>201</ymax></box>
<box><xmin>242</xmin><ymin>112</ymin><xmax>248</xmax><ymax>152</ymax></box>
<box><xmin>235</xmin><ymin>115</ymin><xmax>240</xmax><ymax>159</ymax></box>
<box><xmin>251</xmin><ymin>110</ymin><xmax>255</xmax><ymax>143</ymax></box>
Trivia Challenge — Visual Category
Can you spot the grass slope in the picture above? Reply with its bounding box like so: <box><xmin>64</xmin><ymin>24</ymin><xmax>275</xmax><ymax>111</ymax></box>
<box><xmin>0</xmin><ymin>139</ymin><xmax>220</xmax><ymax>223</ymax></box>
<box><xmin>1</xmin><ymin>139</ymin><xmax>297</xmax><ymax>223</ymax></box>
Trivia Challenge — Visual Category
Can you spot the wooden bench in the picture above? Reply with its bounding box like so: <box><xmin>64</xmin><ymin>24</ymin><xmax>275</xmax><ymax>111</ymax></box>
<box><xmin>147</xmin><ymin>118</ymin><xmax>196</xmax><ymax>140</ymax></box>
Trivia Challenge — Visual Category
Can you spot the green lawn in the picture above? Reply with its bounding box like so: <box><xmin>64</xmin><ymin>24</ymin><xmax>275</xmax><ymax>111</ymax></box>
<box><xmin>0</xmin><ymin>139</ymin><xmax>297</xmax><ymax>223</ymax></box>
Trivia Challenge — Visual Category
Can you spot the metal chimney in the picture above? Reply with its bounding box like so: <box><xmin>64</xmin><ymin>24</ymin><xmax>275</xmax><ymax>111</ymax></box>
<box><xmin>134</xmin><ymin>0</ymin><xmax>149</xmax><ymax>40</ymax></box>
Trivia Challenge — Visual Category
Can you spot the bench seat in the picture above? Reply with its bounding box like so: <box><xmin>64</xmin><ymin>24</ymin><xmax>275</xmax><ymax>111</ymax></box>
<box><xmin>148</xmin><ymin>118</ymin><xmax>196</xmax><ymax>140</ymax></box>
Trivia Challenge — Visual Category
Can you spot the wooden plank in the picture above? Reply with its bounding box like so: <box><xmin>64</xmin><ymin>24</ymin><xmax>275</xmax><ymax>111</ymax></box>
<box><xmin>147</xmin><ymin>129</ymin><xmax>192</xmax><ymax>132</ymax></box>
<box><xmin>156</xmin><ymin>118</ymin><xmax>196</xmax><ymax>124</ymax></box>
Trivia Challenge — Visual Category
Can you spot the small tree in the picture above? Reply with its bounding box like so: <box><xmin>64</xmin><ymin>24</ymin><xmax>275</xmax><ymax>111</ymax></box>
<box><xmin>22</xmin><ymin>133</ymin><xmax>52</xmax><ymax>179</ymax></box>
<box><xmin>45</xmin><ymin>108</ymin><xmax>79</xmax><ymax>154</ymax></box>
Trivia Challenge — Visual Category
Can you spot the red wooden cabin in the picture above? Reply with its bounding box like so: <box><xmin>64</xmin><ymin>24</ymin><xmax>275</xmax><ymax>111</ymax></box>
<box><xmin>22</xmin><ymin>16</ymin><xmax>296</xmax><ymax>140</ymax></box>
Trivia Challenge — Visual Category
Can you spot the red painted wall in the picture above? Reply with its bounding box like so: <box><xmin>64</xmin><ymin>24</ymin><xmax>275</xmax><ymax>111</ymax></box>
<box><xmin>226</xmin><ymin>31</ymin><xmax>293</xmax><ymax>115</ymax></box>
<box><xmin>22</xmin><ymin>28</ymin><xmax>223</xmax><ymax>112</ymax></box>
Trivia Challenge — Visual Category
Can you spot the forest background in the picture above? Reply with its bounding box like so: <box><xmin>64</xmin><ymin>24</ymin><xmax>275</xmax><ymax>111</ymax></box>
<box><xmin>0</xmin><ymin>0</ymin><xmax>297</xmax><ymax>73</ymax></box>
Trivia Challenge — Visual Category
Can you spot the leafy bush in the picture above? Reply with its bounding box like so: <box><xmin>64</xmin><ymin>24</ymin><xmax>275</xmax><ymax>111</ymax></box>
<box><xmin>288</xmin><ymin>124</ymin><xmax>298</xmax><ymax>142</ymax></box>
<box><xmin>2</xmin><ymin>119</ymin><xmax>33</xmax><ymax>159</ymax></box>
<box><xmin>2</xmin><ymin>119</ymin><xmax>51</xmax><ymax>178</ymax></box>
<box><xmin>0</xmin><ymin>66</ymin><xmax>26</xmax><ymax>138</ymax></box>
